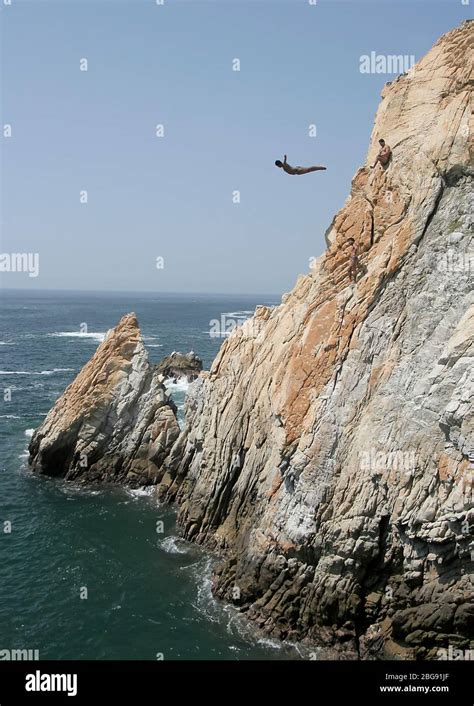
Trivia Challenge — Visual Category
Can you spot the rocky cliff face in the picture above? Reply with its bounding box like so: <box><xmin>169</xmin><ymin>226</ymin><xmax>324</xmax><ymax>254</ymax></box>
<box><xmin>159</xmin><ymin>22</ymin><xmax>474</xmax><ymax>658</ymax></box>
<box><xmin>29</xmin><ymin>313</ymin><xmax>180</xmax><ymax>486</ymax></box>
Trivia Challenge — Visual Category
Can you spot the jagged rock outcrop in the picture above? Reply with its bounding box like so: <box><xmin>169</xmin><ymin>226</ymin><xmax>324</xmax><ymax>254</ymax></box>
<box><xmin>159</xmin><ymin>22</ymin><xmax>474</xmax><ymax>658</ymax></box>
<box><xmin>29</xmin><ymin>313</ymin><xmax>180</xmax><ymax>486</ymax></box>
<box><xmin>156</xmin><ymin>351</ymin><xmax>203</xmax><ymax>382</ymax></box>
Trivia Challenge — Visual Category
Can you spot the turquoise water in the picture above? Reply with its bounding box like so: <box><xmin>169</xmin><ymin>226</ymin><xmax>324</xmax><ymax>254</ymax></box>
<box><xmin>0</xmin><ymin>290</ymin><xmax>309</xmax><ymax>660</ymax></box>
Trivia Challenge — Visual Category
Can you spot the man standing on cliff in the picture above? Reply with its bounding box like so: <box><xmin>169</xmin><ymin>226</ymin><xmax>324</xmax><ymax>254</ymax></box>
<box><xmin>347</xmin><ymin>238</ymin><xmax>363</xmax><ymax>283</ymax></box>
<box><xmin>370</xmin><ymin>139</ymin><xmax>392</xmax><ymax>169</ymax></box>
<box><xmin>275</xmin><ymin>155</ymin><xmax>327</xmax><ymax>175</ymax></box>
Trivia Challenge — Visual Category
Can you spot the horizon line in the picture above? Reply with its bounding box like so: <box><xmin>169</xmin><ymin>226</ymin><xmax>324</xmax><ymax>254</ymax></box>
<box><xmin>0</xmin><ymin>286</ymin><xmax>283</xmax><ymax>299</ymax></box>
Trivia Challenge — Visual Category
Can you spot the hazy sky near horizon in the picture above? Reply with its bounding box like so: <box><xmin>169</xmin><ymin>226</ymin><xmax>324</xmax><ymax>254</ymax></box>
<box><xmin>1</xmin><ymin>0</ymin><xmax>470</xmax><ymax>296</ymax></box>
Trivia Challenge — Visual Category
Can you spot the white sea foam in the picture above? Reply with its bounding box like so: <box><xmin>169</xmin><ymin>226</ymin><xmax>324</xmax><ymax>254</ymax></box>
<box><xmin>41</xmin><ymin>368</ymin><xmax>75</xmax><ymax>375</ymax></box>
<box><xmin>58</xmin><ymin>485</ymin><xmax>104</xmax><ymax>499</ymax></box>
<box><xmin>48</xmin><ymin>332</ymin><xmax>105</xmax><ymax>342</ymax></box>
<box><xmin>24</xmin><ymin>428</ymin><xmax>35</xmax><ymax>438</ymax></box>
<box><xmin>188</xmin><ymin>557</ymin><xmax>221</xmax><ymax>624</ymax></box>
<box><xmin>0</xmin><ymin>341</ymin><xmax>15</xmax><ymax>345</ymax></box>
<box><xmin>163</xmin><ymin>378</ymin><xmax>190</xmax><ymax>395</ymax></box>
<box><xmin>255</xmin><ymin>635</ymin><xmax>288</xmax><ymax>650</ymax></box>
<box><xmin>0</xmin><ymin>415</ymin><xmax>22</xmax><ymax>419</ymax></box>
<box><xmin>0</xmin><ymin>368</ymin><xmax>74</xmax><ymax>376</ymax></box>
<box><xmin>147</xmin><ymin>344</ymin><xmax>163</xmax><ymax>348</ymax></box>
<box><xmin>159</xmin><ymin>536</ymin><xmax>190</xmax><ymax>555</ymax></box>
<box><xmin>183</xmin><ymin>557</ymin><xmax>308</xmax><ymax>657</ymax></box>
<box><xmin>125</xmin><ymin>486</ymin><xmax>155</xmax><ymax>498</ymax></box>
<box><xmin>220</xmin><ymin>311</ymin><xmax>253</xmax><ymax>317</ymax></box>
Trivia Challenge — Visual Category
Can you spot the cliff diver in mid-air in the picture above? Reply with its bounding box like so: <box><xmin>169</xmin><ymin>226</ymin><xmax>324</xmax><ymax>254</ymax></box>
<box><xmin>275</xmin><ymin>155</ymin><xmax>327</xmax><ymax>175</ymax></box>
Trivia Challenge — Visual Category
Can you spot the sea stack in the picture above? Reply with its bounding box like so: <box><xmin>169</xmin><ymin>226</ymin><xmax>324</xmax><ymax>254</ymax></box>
<box><xmin>156</xmin><ymin>351</ymin><xmax>203</xmax><ymax>382</ymax></box>
<box><xmin>160</xmin><ymin>22</ymin><xmax>474</xmax><ymax>658</ymax></box>
<box><xmin>28</xmin><ymin>313</ymin><xmax>180</xmax><ymax>486</ymax></box>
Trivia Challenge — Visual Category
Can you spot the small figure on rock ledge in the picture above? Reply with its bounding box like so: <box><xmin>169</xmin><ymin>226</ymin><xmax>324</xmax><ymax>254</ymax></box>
<box><xmin>371</xmin><ymin>138</ymin><xmax>392</xmax><ymax>169</ymax></box>
<box><xmin>347</xmin><ymin>238</ymin><xmax>364</xmax><ymax>283</ymax></box>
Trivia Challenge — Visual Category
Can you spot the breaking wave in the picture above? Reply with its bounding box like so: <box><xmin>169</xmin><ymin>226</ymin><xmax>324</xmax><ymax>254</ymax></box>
<box><xmin>0</xmin><ymin>369</ymin><xmax>74</xmax><ymax>376</ymax></box>
<box><xmin>48</xmin><ymin>332</ymin><xmax>105</xmax><ymax>342</ymax></box>
<box><xmin>163</xmin><ymin>378</ymin><xmax>190</xmax><ymax>395</ymax></box>
<box><xmin>159</xmin><ymin>536</ymin><xmax>190</xmax><ymax>555</ymax></box>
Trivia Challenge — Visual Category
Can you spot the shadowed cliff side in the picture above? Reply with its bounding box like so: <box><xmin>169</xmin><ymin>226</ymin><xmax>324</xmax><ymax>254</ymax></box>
<box><xmin>158</xmin><ymin>22</ymin><xmax>474</xmax><ymax>658</ymax></box>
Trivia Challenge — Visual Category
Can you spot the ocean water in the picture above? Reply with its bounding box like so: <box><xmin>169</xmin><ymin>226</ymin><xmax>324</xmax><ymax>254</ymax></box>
<box><xmin>0</xmin><ymin>289</ymin><xmax>309</xmax><ymax>660</ymax></box>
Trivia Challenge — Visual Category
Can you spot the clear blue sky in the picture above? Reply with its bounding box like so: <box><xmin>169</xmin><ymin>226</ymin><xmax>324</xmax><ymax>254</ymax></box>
<box><xmin>1</xmin><ymin>0</ymin><xmax>470</xmax><ymax>295</ymax></box>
